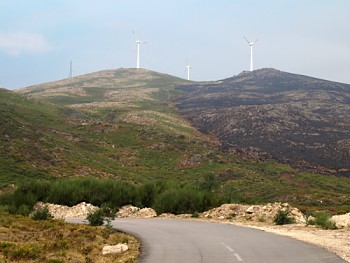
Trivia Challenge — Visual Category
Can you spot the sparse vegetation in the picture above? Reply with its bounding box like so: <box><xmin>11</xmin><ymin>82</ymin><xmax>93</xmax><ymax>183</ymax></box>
<box><xmin>0</xmin><ymin>211</ymin><xmax>139</xmax><ymax>262</ymax></box>
<box><xmin>86</xmin><ymin>209</ymin><xmax>105</xmax><ymax>226</ymax></box>
<box><xmin>308</xmin><ymin>212</ymin><xmax>338</xmax><ymax>230</ymax></box>
<box><xmin>86</xmin><ymin>204</ymin><xmax>116</xmax><ymax>227</ymax></box>
<box><xmin>31</xmin><ymin>206</ymin><xmax>53</xmax><ymax>220</ymax></box>
<box><xmin>273</xmin><ymin>209</ymin><xmax>295</xmax><ymax>225</ymax></box>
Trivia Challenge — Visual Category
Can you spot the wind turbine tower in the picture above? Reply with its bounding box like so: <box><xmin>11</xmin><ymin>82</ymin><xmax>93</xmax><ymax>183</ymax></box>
<box><xmin>186</xmin><ymin>65</ymin><xmax>191</xmax><ymax>81</ymax></box>
<box><xmin>136</xmin><ymin>40</ymin><xmax>147</xmax><ymax>69</ymax></box>
<box><xmin>244</xmin><ymin>36</ymin><xmax>258</xmax><ymax>71</ymax></box>
<box><xmin>69</xmin><ymin>60</ymin><xmax>73</xmax><ymax>79</ymax></box>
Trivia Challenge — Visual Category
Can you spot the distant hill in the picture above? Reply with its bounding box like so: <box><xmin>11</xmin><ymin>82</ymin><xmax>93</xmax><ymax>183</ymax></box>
<box><xmin>4</xmin><ymin>69</ymin><xmax>211</xmax><ymax>184</ymax></box>
<box><xmin>16</xmin><ymin>68</ymin><xmax>188</xmax><ymax>108</ymax></box>
<box><xmin>175</xmin><ymin>68</ymin><xmax>350</xmax><ymax>176</ymax></box>
<box><xmin>3</xmin><ymin>68</ymin><xmax>350</xmax><ymax>213</ymax></box>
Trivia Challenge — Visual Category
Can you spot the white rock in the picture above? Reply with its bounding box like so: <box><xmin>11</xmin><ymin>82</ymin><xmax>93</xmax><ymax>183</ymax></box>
<box><xmin>246</xmin><ymin>205</ymin><xmax>260</xmax><ymax>214</ymax></box>
<box><xmin>102</xmin><ymin>243</ymin><xmax>128</xmax><ymax>255</ymax></box>
<box><xmin>33</xmin><ymin>202</ymin><xmax>99</xmax><ymax>219</ymax></box>
<box><xmin>331</xmin><ymin>213</ymin><xmax>350</xmax><ymax>228</ymax></box>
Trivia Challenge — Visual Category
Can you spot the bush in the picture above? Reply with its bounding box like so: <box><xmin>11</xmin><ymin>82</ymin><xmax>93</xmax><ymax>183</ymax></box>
<box><xmin>31</xmin><ymin>206</ymin><xmax>53</xmax><ymax>221</ymax></box>
<box><xmin>314</xmin><ymin>212</ymin><xmax>337</xmax><ymax>230</ymax></box>
<box><xmin>154</xmin><ymin>187</ymin><xmax>212</xmax><ymax>214</ymax></box>
<box><xmin>137</xmin><ymin>181</ymin><xmax>166</xmax><ymax>208</ymax></box>
<box><xmin>274</xmin><ymin>209</ymin><xmax>295</xmax><ymax>225</ymax></box>
<box><xmin>17</xmin><ymin>205</ymin><xmax>31</xmax><ymax>216</ymax></box>
<box><xmin>1</xmin><ymin>178</ymin><xmax>217</xmax><ymax>217</ymax></box>
<box><xmin>86</xmin><ymin>210</ymin><xmax>104</xmax><ymax>226</ymax></box>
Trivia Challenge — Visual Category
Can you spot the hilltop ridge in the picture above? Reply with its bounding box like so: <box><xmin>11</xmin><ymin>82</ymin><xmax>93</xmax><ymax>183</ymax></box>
<box><xmin>16</xmin><ymin>68</ymin><xmax>190</xmax><ymax>107</ymax></box>
<box><xmin>176</xmin><ymin>68</ymin><xmax>350</xmax><ymax>175</ymax></box>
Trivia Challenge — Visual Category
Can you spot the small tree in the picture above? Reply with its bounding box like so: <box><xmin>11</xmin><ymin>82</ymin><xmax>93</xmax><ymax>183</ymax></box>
<box><xmin>274</xmin><ymin>209</ymin><xmax>295</xmax><ymax>225</ymax></box>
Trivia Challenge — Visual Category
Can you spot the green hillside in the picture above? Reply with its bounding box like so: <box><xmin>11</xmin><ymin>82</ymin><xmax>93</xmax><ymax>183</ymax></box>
<box><xmin>0</xmin><ymin>68</ymin><xmax>348</xmax><ymax>214</ymax></box>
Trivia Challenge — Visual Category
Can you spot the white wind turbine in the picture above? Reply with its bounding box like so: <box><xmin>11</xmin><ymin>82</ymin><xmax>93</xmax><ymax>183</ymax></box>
<box><xmin>186</xmin><ymin>65</ymin><xmax>192</xmax><ymax>80</ymax></box>
<box><xmin>136</xmin><ymin>40</ymin><xmax>147</xmax><ymax>68</ymax></box>
<box><xmin>244</xmin><ymin>36</ymin><xmax>258</xmax><ymax>71</ymax></box>
<box><xmin>133</xmin><ymin>31</ymin><xmax>147</xmax><ymax>69</ymax></box>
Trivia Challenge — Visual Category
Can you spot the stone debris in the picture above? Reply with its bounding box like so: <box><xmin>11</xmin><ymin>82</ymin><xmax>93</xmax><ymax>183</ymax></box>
<box><xmin>33</xmin><ymin>202</ymin><xmax>99</xmax><ymax>219</ymax></box>
<box><xmin>331</xmin><ymin>213</ymin><xmax>350</xmax><ymax>228</ymax></box>
<box><xmin>33</xmin><ymin>202</ymin><xmax>350</xmax><ymax>230</ymax></box>
<box><xmin>200</xmin><ymin>202</ymin><xmax>306</xmax><ymax>224</ymax></box>
<box><xmin>115</xmin><ymin>205</ymin><xmax>157</xmax><ymax>218</ymax></box>
<box><xmin>102</xmin><ymin>243</ymin><xmax>128</xmax><ymax>255</ymax></box>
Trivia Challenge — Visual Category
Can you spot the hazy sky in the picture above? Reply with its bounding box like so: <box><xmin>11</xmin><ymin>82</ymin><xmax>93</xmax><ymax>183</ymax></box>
<box><xmin>1</xmin><ymin>0</ymin><xmax>349</xmax><ymax>89</ymax></box>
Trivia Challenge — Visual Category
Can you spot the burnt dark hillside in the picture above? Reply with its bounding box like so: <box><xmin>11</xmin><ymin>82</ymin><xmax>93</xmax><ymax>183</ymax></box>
<box><xmin>175</xmin><ymin>68</ymin><xmax>350</xmax><ymax>176</ymax></box>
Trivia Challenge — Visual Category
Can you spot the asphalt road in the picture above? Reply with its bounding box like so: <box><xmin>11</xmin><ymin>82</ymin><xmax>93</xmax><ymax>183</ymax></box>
<box><xmin>110</xmin><ymin>218</ymin><xmax>345</xmax><ymax>263</ymax></box>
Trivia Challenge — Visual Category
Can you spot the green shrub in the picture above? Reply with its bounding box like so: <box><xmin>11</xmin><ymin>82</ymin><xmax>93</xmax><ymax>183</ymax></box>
<box><xmin>17</xmin><ymin>204</ymin><xmax>31</xmax><ymax>216</ymax></box>
<box><xmin>0</xmin><ymin>178</ymin><xmax>217</xmax><ymax>217</ymax></box>
<box><xmin>86</xmin><ymin>210</ymin><xmax>104</xmax><ymax>226</ymax></box>
<box><xmin>154</xmin><ymin>187</ymin><xmax>211</xmax><ymax>214</ymax></box>
<box><xmin>138</xmin><ymin>180</ymin><xmax>166</xmax><ymax>208</ymax></box>
<box><xmin>274</xmin><ymin>209</ymin><xmax>295</xmax><ymax>225</ymax></box>
<box><xmin>86</xmin><ymin>204</ymin><xmax>117</xmax><ymax>227</ymax></box>
<box><xmin>314</xmin><ymin>212</ymin><xmax>337</xmax><ymax>230</ymax></box>
<box><xmin>31</xmin><ymin>206</ymin><xmax>53</xmax><ymax>221</ymax></box>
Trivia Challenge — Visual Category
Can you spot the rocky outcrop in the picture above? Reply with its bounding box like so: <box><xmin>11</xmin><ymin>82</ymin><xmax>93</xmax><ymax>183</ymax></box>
<box><xmin>331</xmin><ymin>212</ymin><xmax>350</xmax><ymax>228</ymax></box>
<box><xmin>33</xmin><ymin>202</ymin><xmax>99</xmax><ymax>219</ymax></box>
<box><xmin>102</xmin><ymin>243</ymin><xmax>128</xmax><ymax>255</ymax></box>
<box><xmin>115</xmin><ymin>205</ymin><xmax>157</xmax><ymax>218</ymax></box>
<box><xmin>200</xmin><ymin>202</ymin><xmax>306</xmax><ymax>224</ymax></box>
<box><xmin>34</xmin><ymin>202</ymin><xmax>350</xmax><ymax>229</ymax></box>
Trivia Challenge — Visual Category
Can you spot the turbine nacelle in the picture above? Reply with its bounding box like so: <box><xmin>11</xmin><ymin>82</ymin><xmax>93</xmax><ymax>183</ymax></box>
<box><xmin>244</xmin><ymin>36</ymin><xmax>258</xmax><ymax>71</ymax></box>
<box><xmin>244</xmin><ymin>36</ymin><xmax>258</xmax><ymax>46</ymax></box>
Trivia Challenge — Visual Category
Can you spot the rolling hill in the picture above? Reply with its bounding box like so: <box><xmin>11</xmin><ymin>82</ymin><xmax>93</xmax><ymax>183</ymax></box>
<box><xmin>175</xmin><ymin>68</ymin><xmax>350</xmax><ymax>176</ymax></box>
<box><xmin>0</xmin><ymin>68</ymin><xmax>348</xmax><ymax>213</ymax></box>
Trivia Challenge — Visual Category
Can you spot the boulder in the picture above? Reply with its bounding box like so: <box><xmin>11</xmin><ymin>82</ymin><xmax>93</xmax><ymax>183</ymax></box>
<box><xmin>136</xmin><ymin>208</ymin><xmax>157</xmax><ymax>218</ymax></box>
<box><xmin>246</xmin><ymin>205</ymin><xmax>261</xmax><ymax>214</ymax></box>
<box><xmin>115</xmin><ymin>205</ymin><xmax>140</xmax><ymax>218</ymax></box>
<box><xmin>102</xmin><ymin>243</ymin><xmax>128</xmax><ymax>255</ymax></box>
<box><xmin>116</xmin><ymin>205</ymin><xmax>157</xmax><ymax>218</ymax></box>
<box><xmin>200</xmin><ymin>203</ymin><xmax>306</xmax><ymax>224</ymax></box>
<box><xmin>33</xmin><ymin>202</ymin><xmax>99</xmax><ymax>219</ymax></box>
<box><xmin>331</xmin><ymin>213</ymin><xmax>350</xmax><ymax>228</ymax></box>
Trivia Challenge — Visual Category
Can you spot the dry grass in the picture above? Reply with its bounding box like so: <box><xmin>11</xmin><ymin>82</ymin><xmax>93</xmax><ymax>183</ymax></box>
<box><xmin>120</xmin><ymin>110</ymin><xmax>195</xmax><ymax>136</ymax></box>
<box><xmin>0</xmin><ymin>212</ymin><xmax>139</xmax><ymax>263</ymax></box>
<box><xmin>105</xmin><ymin>87</ymin><xmax>160</xmax><ymax>102</ymax></box>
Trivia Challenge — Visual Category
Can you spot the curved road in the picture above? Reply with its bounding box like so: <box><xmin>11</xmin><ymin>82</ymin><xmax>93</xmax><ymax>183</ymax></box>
<box><xmin>111</xmin><ymin>218</ymin><xmax>344</xmax><ymax>263</ymax></box>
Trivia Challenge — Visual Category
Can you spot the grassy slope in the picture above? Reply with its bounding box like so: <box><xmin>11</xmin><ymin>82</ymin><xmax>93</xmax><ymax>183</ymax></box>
<box><xmin>1</xmin><ymin>68</ymin><xmax>349</xmax><ymax>214</ymax></box>
<box><xmin>0</xmin><ymin>211</ymin><xmax>139</xmax><ymax>262</ymax></box>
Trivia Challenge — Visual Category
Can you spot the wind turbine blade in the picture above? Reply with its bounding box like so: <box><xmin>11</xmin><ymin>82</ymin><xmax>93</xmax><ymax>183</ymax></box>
<box><xmin>253</xmin><ymin>39</ymin><xmax>258</xmax><ymax>44</ymax></box>
<box><xmin>244</xmin><ymin>35</ymin><xmax>250</xmax><ymax>44</ymax></box>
